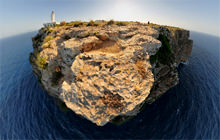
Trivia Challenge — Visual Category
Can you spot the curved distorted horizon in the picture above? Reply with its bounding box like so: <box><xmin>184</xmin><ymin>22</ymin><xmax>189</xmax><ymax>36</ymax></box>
<box><xmin>0</xmin><ymin>0</ymin><xmax>219</xmax><ymax>38</ymax></box>
<box><xmin>0</xmin><ymin>0</ymin><xmax>220</xmax><ymax>139</ymax></box>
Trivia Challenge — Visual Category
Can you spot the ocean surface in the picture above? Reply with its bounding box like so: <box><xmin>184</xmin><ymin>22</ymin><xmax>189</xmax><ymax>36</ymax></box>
<box><xmin>0</xmin><ymin>31</ymin><xmax>219</xmax><ymax>139</ymax></box>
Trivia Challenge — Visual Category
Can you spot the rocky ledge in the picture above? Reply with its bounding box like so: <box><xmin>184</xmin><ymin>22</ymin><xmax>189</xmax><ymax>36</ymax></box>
<box><xmin>29</xmin><ymin>21</ymin><xmax>193</xmax><ymax>126</ymax></box>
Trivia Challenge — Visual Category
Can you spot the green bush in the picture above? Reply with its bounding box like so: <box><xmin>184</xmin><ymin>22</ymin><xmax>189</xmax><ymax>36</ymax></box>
<box><xmin>72</xmin><ymin>21</ymin><xmax>84</xmax><ymax>27</ymax></box>
<box><xmin>35</xmin><ymin>53</ymin><xmax>48</xmax><ymax>69</ymax></box>
<box><xmin>116</xmin><ymin>21</ymin><xmax>128</xmax><ymax>26</ymax></box>
<box><xmin>43</xmin><ymin>36</ymin><xmax>53</xmax><ymax>43</ymax></box>
<box><xmin>47</xmin><ymin>28</ymin><xmax>54</xmax><ymax>34</ymax></box>
<box><xmin>150</xmin><ymin>34</ymin><xmax>174</xmax><ymax>65</ymax></box>
<box><xmin>66</xmin><ymin>22</ymin><xmax>74</xmax><ymax>26</ymax></box>
<box><xmin>87</xmin><ymin>20</ymin><xmax>100</xmax><ymax>26</ymax></box>
<box><xmin>87</xmin><ymin>20</ymin><xmax>95</xmax><ymax>26</ymax></box>
<box><xmin>40</xmin><ymin>27</ymin><xmax>48</xmax><ymax>33</ymax></box>
<box><xmin>107</xmin><ymin>20</ymin><xmax>115</xmax><ymax>25</ymax></box>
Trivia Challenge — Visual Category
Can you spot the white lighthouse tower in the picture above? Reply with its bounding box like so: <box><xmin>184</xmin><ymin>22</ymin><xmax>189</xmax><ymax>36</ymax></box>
<box><xmin>51</xmin><ymin>11</ymin><xmax>55</xmax><ymax>23</ymax></box>
<box><xmin>43</xmin><ymin>11</ymin><xmax>57</xmax><ymax>27</ymax></box>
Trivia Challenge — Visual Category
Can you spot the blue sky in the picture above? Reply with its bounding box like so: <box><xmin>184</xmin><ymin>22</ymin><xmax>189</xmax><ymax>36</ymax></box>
<box><xmin>0</xmin><ymin>0</ymin><xmax>219</xmax><ymax>38</ymax></box>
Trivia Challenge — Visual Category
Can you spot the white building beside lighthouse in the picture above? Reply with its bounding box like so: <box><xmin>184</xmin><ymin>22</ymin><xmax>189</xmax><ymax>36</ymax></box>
<box><xmin>43</xmin><ymin>11</ymin><xmax>57</xmax><ymax>27</ymax></box>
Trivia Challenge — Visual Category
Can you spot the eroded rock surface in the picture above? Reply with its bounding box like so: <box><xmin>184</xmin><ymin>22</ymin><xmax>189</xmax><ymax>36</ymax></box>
<box><xmin>30</xmin><ymin>22</ymin><xmax>192</xmax><ymax>126</ymax></box>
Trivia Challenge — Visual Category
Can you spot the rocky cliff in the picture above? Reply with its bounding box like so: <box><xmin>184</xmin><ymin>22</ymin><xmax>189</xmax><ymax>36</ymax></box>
<box><xmin>29</xmin><ymin>21</ymin><xmax>193</xmax><ymax>126</ymax></box>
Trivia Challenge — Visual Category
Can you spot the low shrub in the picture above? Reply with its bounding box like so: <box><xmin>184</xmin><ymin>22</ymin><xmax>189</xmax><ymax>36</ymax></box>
<box><xmin>72</xmin><ymin>21</ymin><xmax>84</xmax><ymax>27</ymax></box>
<box><xmin>47</xmin><ymin>28</ymin><xmax>54</xmax><ymax>34</ymax></box>
<box><xmin>87</xmin><ymin>20</ymin><xmax>100</xmax><ymax>26</ymax></box>
<box><xmin>107</xmin><ymin>20</ymin><xmax>115</xmax><ymax>25</ymax></box>
<box><xmin>43</xmin><ymin>36</ymin><xmax>53</xmax><ymax>43</ymax></box>
<box><xmin>116</xmin><ymin>21</ymin><xmax>128</xmax><ymax>26</ymax></box>
<box><xmin>66</xmin><ymin>22</ymin><xmax>74</xmax><ymax>26</ymax></box>
<box><xmin>87</xmin><ymin>20</ymin><xmax>95</xmax><ymax>26</ymax></box>
<box><xmin>35</xmin><ymin>53</ymin><xmax>48</xmax><ymax>69</ymax></box>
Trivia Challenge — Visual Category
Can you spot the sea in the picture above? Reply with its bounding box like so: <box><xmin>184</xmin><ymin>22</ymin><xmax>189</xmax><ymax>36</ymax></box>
<box><xmin>0</xmin><ymin>31</ymin><xmax>219</xmax><ymax>139</ymax></box>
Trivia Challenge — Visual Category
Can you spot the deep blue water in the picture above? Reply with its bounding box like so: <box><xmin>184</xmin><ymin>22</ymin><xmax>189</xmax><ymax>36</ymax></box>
<box><xmin>0</xmin><ymin>31</ymin><xmax>219</xmax><ymax>139</ymax></box>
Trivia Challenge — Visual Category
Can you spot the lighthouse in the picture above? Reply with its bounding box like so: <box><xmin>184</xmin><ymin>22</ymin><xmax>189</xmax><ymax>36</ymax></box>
<box><xmin>51</xmin><ymin>11</ymin><xmax>55</xmax><ymax>22</ymax></box>
<box><xmin>43</xmin><ymin>11</ymin><xmax>57</xmax><ymax>27</ymax></box>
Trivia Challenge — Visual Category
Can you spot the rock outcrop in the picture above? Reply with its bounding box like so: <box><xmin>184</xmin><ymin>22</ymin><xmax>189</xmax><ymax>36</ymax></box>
<box><xmin>30</xmin><ymin>21</ymin><xmax>193</xmax><ymax>126</ymax></box>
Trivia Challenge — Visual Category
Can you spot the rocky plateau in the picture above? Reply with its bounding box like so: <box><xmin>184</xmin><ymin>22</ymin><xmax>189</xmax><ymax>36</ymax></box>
<box><xmin>30</xmin><ymin>21</ymin><xmax>193</xmax><ymax>126</ymax></box>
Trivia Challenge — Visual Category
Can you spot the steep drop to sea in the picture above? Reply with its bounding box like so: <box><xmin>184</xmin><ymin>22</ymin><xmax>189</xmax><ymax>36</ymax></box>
<box><xmin>0</xmin><ymin>31</ymin><xmax>219</xmax><ymax>139</ymax></box>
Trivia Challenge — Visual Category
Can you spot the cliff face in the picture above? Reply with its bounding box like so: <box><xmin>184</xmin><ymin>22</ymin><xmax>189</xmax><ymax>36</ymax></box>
<box><xmin>30</xmin><ymin>21</ymin><xmax>193</xmax><ymax>126</ymax></box>
<box><xmin>145</xmin><ymin>25</ymin><xmax>193</xmax><ymax>103</ymax></box>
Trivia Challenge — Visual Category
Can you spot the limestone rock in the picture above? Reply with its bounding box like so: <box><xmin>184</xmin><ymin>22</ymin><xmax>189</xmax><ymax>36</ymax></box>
<box><xmin>30</xmin><ymin>21</ymin><xmax>193</xmax><ymax>126</ymax></box>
